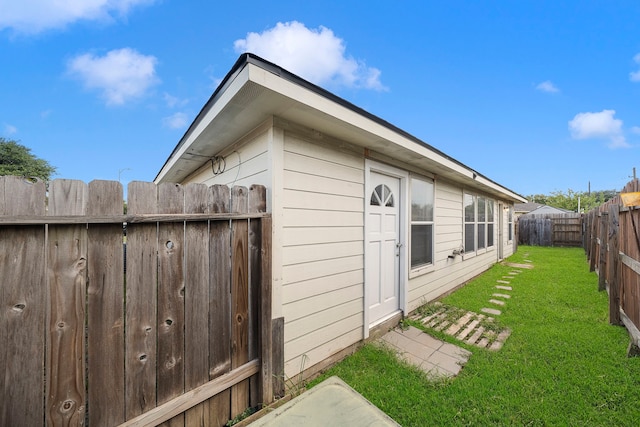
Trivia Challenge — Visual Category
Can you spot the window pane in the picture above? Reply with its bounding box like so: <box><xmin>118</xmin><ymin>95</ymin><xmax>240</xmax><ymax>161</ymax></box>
<box><xmin>411</xmin><ymin>224</ymin><xmax>433</xmax><ymax>268</ymax></box>
<box><xmin>478</xmin><ymin>224</ymin><xmax>486</xmax><ymax>250</ymax></box>
<box><xmin>488</xmin><ymin>223</ymin><xmax>494</xmax><ymax>247</ymax></box>
<box><xmin>465</xmin><ymin>223</ymin><xmax>475</xmax><ymax>253</ymax></box>
<box><xmin>478</xmin><ymin>197</ymin><xmax>486</xmax><ymax>222</ymax></box>
<box><xmin>464</xmin><ymin>194</ymin><xmax>475</xmax><ymax>222</ymax></box>
<box><xmin>370</xmin><ymin>191</ymin><xmax>380</xmax><ymax>206</ymax></box>
<box><xmin>487</xmin><ymin>200</ymin><xmax>494</xmax><ymax>223</ymax></box>
<box><xmin>411</xmin><ymin>178</ymin><xmax>433</xmax><ymax>221</ymax></box>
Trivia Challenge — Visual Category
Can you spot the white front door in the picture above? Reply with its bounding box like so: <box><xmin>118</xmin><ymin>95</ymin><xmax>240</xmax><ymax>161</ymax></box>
<box><xmin>366</xmin><ymin>171</ymin><xmax>401</xmax><ymax>326</ymax></box>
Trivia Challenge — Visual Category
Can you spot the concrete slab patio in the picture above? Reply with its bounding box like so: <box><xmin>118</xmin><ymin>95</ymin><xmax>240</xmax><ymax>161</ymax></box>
<box><xmin>248</xmin><ymin>376</ymin><xmax>400</xmax><ymax>426</ymax></box>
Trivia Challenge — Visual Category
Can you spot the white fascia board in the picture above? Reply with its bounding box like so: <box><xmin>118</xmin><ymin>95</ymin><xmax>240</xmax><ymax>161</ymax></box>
<box><xmin>155</xmin><ymin>65</ymin><xmax>252</xmax><ymax>183</ymax></box>
<box><xmin>248</xmin><ymin>64</ymin><xmax>524</xmax><ymax>202</ymax></box>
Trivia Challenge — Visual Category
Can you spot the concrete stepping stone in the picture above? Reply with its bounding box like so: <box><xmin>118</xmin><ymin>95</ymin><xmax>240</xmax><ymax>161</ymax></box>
<box><xmin>481</xmin><ymin>307</ymin><xmax>501</xmax><ymax>316</ymax></box>
<box><xmin>493</xmin><ymin>293</ymin><xmax>511</xmax><ymax>299</ymax></box>
<box><xmin>466</xmin><ymin>326</ymin><xmax>485</xmax><ymax>345</ymax></box>
<box><xmin>505</xmin><ymin>262</ymin><xmax>534</xmax><ymax>269</ymax></box>
<box><xmin>456</xmin><ymin>319</ymin><xmax>480</xmax><ymax>341</ymax></box>
<box><xmin>434</xmin><ymin>320</ymin><xmax>451</xmax><ymax>331</ymax></box>
<box><xmin>423</xmin><ymin>311</ymin><xmax>446</xmax><ymax>327</ymax></box>
<box><xmin>489</xmin><ymin>299</ymin><xmax>505</xmax><ymax>306</ymax></box>
<box><xmin>495</xmin><ymin>285</ymin><xmax>512</xmax><ymax>291</ymax></box>
<box><xmin>497</xmin><ymin>280</ymin><xmax>510</xmax><ymax>284</ymax></box>
<box><xmin>489</xmin><ymin>329</ymin><xmax>512</xmax><ymax>351</ymax></box>
<box><xmin>445</xmin><ymin>312</ymin><xmax>474</xmax><ymax>336</ymax></box>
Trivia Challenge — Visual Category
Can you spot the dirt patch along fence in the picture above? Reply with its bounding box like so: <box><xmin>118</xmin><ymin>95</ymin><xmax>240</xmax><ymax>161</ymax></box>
<box><xmin>584</xmin><ymin>177</ymin><xmax>640</xmax><ymax>356</ymax></box>
<box><xmin>0</xmin><ymin>176</ymin><xmax>275</xmax><ymax>426</ymax></box>
<box><xmin>518</xmin><ymin>213</ymin><xmax>583</xmax><ymax>247</ymax></box>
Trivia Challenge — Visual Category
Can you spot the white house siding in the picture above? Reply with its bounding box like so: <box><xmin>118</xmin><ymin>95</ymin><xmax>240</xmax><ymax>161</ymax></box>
<box><xmin>407</xmin><ymin>181</ymin><xmax>515</xmax><ymax>312</ymax></box>
<box><xmin>181</xmin><ymin>123</ymin><xmax>271</xmax><ymax>194</ymax></box>
<box><xmin>280</xmin><ymin>129</ymin><xmax>365</xmax><ymax>378</ymax></box>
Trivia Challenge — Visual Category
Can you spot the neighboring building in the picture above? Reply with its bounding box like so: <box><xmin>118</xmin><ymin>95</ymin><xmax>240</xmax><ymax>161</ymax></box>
<box><xmin>515</xmin><ymin>202</ymin><xmax>544</xmax><ymax>218</ymax></box>
<box><xmin>517</xmin><ymin>203</ymin><xmax>573</xmax><ymax>218</ymax></box>
<box><xmin>155</xmin><ymin>54</ymin><xmax>527</xmax><ymax>379</ymax></box>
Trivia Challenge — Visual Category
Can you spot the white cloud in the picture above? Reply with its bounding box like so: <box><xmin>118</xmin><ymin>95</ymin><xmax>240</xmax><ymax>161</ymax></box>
<box><xmin>234</xmin><ymin>21</ymin><xmax>386</xmax><ymax>91</ymax></box>
<box><xmin>67</xmin><ymin>48</ymin><xmax>159</xmax><ymax>105</ymax></box>
<box><xmin>0</xmin><ymin>0</ymin><xmax>155</xmax><ymax>34</ymax></box>
<box><xmin>630</xmin><ymin>53</ymin><xmax>640</xmax><ymax>82</ymax></box>
<box><xmin>163</xmin><ymin>112</ymin><xmax>189</xmax><ymax>129</ymax></box>
<box><xmin>163</xmin><ymin>92</ymin><xmax>187</xmax><ymax>108</ymax></box>
<box><xmin>631</xmin><ymin>126</ymin><xmax>640</xmax><ymax>135</ymax></box>
<box><xmin>536</xmin><ymin>80</ymin><xmax>559</xmax><ymax>93</ymax></box>
<box><xmin>3</xmin><ymin>123</ymin><xmax>17</xmax><ymax>135</ymax></box>
<box><xmin>568</xmin><ymin>109</ymin><xmax>629</xmax><ymax>148</ymax></box>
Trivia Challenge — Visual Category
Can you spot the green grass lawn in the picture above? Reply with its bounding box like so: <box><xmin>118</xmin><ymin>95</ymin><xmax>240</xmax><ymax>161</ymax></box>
<box><xmin>309</xmin><ymin>246</ymin><xmax>640</xmax><ymax>426</ymax></box>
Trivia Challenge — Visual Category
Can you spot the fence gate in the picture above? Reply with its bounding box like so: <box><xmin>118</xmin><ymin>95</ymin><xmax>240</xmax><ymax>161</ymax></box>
<box><xmin>0</xmin><ymin>176</ymin><xmax>274</xmax><ymax>427</ymax></box>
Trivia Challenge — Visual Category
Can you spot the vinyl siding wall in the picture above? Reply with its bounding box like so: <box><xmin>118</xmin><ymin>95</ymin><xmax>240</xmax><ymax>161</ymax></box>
<box><xmin>176</xmin><ymin>118</ymin><xmax>516</xmax><ymax>379</ymax></box>
<box><xmin>407</xmin><ymin>181</ymin><xmax>516</xmax><ymax>311</ymax></box>
<box><xmin>181</xmin><ymin>123</ymin><xmax>271</xmax><ymax>195</ymax></box>
<box><xmin>280</xmin><ymin>129</ymin><xmax>365</xmax><ymax>378</ymax></box>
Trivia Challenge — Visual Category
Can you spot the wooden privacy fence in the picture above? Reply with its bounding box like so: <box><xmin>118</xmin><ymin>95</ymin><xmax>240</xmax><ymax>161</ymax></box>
<box><xmin>584</xmin><ymin>178</ymin><xmax>640</xmax><ymax>355</ymax></box>
<box><xmin>0</xmin><ymin>176</ymin><xmax>276</xmax><ymax>427</ymax></box>
<box><xmin>518</xmin><ymin>213</ymin><xmax>583</xmax><ymax>247</ymax></box>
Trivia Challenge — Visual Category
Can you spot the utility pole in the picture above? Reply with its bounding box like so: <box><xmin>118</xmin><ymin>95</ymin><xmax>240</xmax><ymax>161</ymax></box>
<box><xmin>118</xmin><ymin>168</ymin><xmax>131</xmax><ymax>183</ymax></box>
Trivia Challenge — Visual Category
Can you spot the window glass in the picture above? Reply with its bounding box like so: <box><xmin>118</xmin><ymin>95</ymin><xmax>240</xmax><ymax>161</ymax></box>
<box><xmin>371</xmin><ymin>184</ymin><xmax>394</xmax><ymax>207</ymax></box>
<box><xmin>464</xmin><ymin>194</ymin><xmax>494</xmax><ymax>253</ymax></box>
<box><xmin>412</xmin><ymin>179</ymin><xmax>434</xmax><ymax>221</ymax></box>
<box><xmin>465</xmin><ymin>224</ymin><xmax>475</xmax><ymax>252</ymax></box>
<box><xmin>464</xmin><ymin>194</ymin><xmax>475</xmax><ymax>253</ymax></box>
<box><xmin>411</xmin><ymin>224</ymin><xmax>433</xmax><ymax>268</ymax></box>
<box><xmin>488</xmin><ymin>223</ymin><xmax>494</xmax><ymax>247</ymax></box>
<box><xmin>478</xmin><ymin>197</ymin><xmax>486</xmax><ymax>222</ymax></box>
<box><xmin>464</xmin><ymin>194</ymin><xmax>475</xmax><ymax>222</ymax></box>
<box><xmin>487</xmin><ymin>201</ymin><xmax>494</xmax><ymax>247</ymax></box>
<box><xmin>410</xmin><ymin>177</ymin><xmax>434</xmax><ymax>269</ymax></box>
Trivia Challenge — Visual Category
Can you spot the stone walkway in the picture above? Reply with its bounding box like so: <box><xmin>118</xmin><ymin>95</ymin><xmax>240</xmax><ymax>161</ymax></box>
<box><xmin>410</xmin><ymin>303</ymin><xmax>511</xmax><ymax>351</ymax></box>
<box><xmin>381</xmin><ymin>258</ymin><xmax>534</xmax><ymax>377</ymax></box>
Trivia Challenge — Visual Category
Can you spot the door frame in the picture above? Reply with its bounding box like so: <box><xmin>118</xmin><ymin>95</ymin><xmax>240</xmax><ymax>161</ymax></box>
<box><xmin>364</xmin><ymin>159</ymin><xmax>409</xmax><ymax>338</ymax></box>
<box><xmin>498</xmin><ymin>202</ymin><xmax>505</xmax><ymax>261</ymax></box>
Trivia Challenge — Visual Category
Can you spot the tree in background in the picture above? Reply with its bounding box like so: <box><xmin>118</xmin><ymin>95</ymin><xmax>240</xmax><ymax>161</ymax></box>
<box><xmin>527</xmin><ymin>189</ymin><xmax>617</xmax><ymax>213</ymax></box>
<box><xmin>0</xmin><ymin>137</ymin><xmax>57</xmax><ymax>181</ymax></box>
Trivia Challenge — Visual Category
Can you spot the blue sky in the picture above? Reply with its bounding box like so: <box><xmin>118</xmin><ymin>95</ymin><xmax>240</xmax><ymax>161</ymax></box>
<box><xmin>1</xmin><ymin>1</ymin><xmax>640</xmax><ymax>197</ymax></box>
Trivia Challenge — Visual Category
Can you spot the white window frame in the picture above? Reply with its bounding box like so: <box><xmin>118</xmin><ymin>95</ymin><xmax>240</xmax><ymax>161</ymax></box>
<box><xmin>464</xmin><ymin>192</ymin><xmax>496</xmax><ymax>257</ymax></box>
<box><xmin>508</xmin><ymin>206</ymin><xmax>514</xmax><ymax>242</ymax></box>
<box><xmin>409</xmin><ymin>175</ymin><xmax>435</xmax><ymax>277</ymax></box>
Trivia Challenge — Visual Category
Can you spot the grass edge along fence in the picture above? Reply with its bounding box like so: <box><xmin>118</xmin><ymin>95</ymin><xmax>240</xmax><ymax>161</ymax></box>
<box><xmin>0</xmin><ymin>176</ymin><xmax>277</xmax><ymax>427</ymax></box>
<box><xmin>584</xmin><ymin>177</ymin><xmax>640</xmax><ymax>357</ymax></box>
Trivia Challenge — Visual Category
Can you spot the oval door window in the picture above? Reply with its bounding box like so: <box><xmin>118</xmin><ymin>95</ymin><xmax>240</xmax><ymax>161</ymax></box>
<box><xmin>370</xmin><ymin>184</ymin><xmax>394</xmax><ymax>207</ymax></box>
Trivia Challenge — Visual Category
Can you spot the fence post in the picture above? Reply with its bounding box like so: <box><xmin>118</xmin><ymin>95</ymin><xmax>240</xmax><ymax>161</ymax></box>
<box><xmin>589</xmin><ymin>212</ymin><xmax>598</xmax><ymax>272</ymax></box>
<box><xmin>608</xmin><ymin>204</ymin><xmax>622</xmax><ymax>325</ymax></box>
<box><xmin>598</xmin><ymin>211</ymin><xmax>608</xmax><ymax>291</ymax></box>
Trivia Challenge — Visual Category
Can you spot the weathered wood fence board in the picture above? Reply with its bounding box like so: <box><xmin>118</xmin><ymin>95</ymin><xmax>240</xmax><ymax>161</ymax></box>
<box><xmin>87</xmin><ymin>180</ymin><xmax>126</xmax><ymax>426</ymax></box>
<box><xmin>0</xmin><ymin>177</ymin><xmax>47</xmax><ymax>427</ymax></box>
<box><xmin>585</xmin><ymin>178</ymin><xmax>640</xmax><ymax>355</ymax></box>
<box><xmin>0</xmin><ymin>177</ymin><xmax>274</xmax><ymax>427</ymax></box>
<box><xmin>518</xmin><ymin>213</ymin><xmax>583</xmax><ymax>247</ymax></box>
